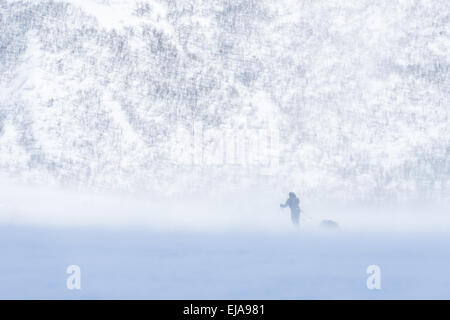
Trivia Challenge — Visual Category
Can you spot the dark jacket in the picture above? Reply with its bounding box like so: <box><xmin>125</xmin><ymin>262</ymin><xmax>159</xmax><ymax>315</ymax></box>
<box><xmin>281</xmin><ymin>195</ymin><xmax>300</xmax><ymax>213</ymax></box>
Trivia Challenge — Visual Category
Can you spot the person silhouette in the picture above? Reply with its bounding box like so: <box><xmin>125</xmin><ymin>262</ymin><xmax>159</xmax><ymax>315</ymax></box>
<box><xmin>280</xmin><ymin>192</ymin><xmax>301</xmax><ymax>226</ymax></box>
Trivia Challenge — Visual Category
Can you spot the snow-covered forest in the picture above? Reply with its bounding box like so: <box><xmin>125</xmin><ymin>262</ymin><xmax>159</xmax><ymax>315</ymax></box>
<box><xmin>1</xmin><ymin>0</ymin><xmax>449</xmax><ymax>204</ymax></box>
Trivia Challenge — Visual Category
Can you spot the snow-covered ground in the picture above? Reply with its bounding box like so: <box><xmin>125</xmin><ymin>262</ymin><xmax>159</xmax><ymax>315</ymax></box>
<box><xmin>1</xmin><ymin>226</ymin><xmax>450</xmax><ymax>299</ymax></box>
<box><xmin>0</xmin><ymin>185</ymin><xmax>449</xmax><ymax>299</ymax></box>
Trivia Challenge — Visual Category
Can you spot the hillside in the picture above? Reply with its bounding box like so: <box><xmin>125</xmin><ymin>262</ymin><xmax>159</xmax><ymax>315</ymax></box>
<box><xmin>0</xmin><ymin>0</ymin><xmax>449</xmax><ymax>202</ymax></box>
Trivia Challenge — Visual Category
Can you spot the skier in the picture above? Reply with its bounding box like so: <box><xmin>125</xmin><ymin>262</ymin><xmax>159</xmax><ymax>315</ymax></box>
<box><xmin>280</xmin><ymin>192</ymin><xmax>301</xmax><ymax>226</ymax></box>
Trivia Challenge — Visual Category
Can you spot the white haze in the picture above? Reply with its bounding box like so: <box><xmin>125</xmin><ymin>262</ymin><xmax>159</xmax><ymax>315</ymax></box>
<box><xmin>1</xmin><ymin>181</ymin><xmax>448</xmax><ymax>234</ymax></box>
